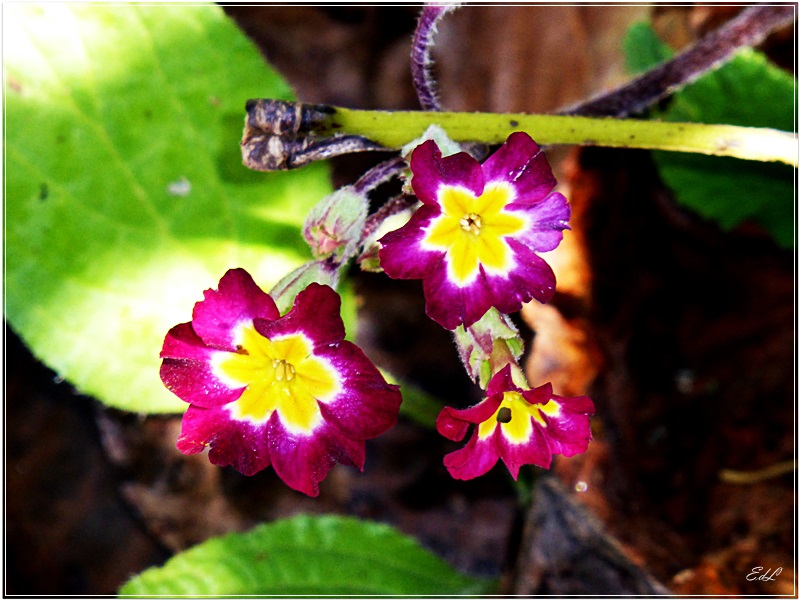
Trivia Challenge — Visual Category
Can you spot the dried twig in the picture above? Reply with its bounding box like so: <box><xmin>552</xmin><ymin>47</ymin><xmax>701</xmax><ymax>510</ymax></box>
<box><xmin>241</xmin><ymin>99</ymin><xmax>384</xmax><ymax>171</ymax></box>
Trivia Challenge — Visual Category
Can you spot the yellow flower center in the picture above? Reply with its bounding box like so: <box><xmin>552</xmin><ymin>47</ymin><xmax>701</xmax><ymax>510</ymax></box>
<box><xmin>459</xmin><ymin>212</ymin><xmax>482</xmax><ymax>235</ymax></box>
<box><xmin>478</xmin><ymin>391</ymin><xmax>561</xmax><ymax>444</ymax></box>
<box><xmin>212</xmin><ymin>326</ymin><xmax>340</xmax><ymax>434</ymax></box>
<box><xmin>422</xmin><ymin>183</ymin><xmax>526</xmax><ymax>286</ymax></box>
<box><xmin>272</xmin><ymin>359</ymin><xmax>296</xmax><ymax>381</ymax></box>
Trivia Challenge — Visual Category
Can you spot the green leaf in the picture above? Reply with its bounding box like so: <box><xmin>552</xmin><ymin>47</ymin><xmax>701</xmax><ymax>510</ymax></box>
<box><xmin>622</xmin><ymin>21</ymin><xmax>672</xmax><ymax>75</ymax></box>
<box><xmin>118</xmin><ymin>514</ymin><xmax>496</xmax><ymax>596</ymax></box>
<box><xmin>5</xmin><ymin>5</ymin><xmax>332</xmax><ymax>413</ymax></box>
<box><xmin>651</xmin><ymin>153</ymin><xmax>795</xmax><ymax>247</ymax></box>
<box><xmin>623</xmin><ymin>23</ymin><xmax>796</xmax><ymax>247</ymax></box>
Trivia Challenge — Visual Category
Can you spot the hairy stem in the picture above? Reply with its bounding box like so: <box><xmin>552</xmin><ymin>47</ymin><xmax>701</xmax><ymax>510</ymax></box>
<box><xmin>361</xmin><ymin>195</ymin><xmax>416</xmax><ymax>241</ymax></box>
<box><xmin>353</xmin><ymin>156</ymin><xmax>406</xmax><ymax>196</ymax></box>
<box><xmin>410</xmin><ymin>4</ymin><xmax>454</xmax><ymax>111</ymax></box>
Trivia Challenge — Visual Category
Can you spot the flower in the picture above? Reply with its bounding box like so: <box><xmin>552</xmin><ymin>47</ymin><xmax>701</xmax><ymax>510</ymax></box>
<box><xmin>436</xmin><ymin>365</ymin><xmax>594</xmax><ymax>480</ymax></box>
<box><xmin>159</xmin><ymin>268</ymin><xmax>402</xmax><ymax>496</ymax></box>
<box><xmin>378</xmin><ymin>132</ymin><xmax>570</xmax><ymax>330</ymax></box>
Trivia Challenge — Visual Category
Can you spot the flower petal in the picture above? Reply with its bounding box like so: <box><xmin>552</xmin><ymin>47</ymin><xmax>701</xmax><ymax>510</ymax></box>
<box><xmin>267</xmin><ymin>416</ymin><xmax>365</xmax><ymax>497</ymax></box>
<box><xmin>160</xmin><ymin>323</ymin><xmax>245</xmax><ymax>408</ymax></box>
<box><xmin>509</xmin><ymin>191</ymin><xmax>571</xmax><ymax>253</ymax></box>
<box><xmin>315</xmin><ymin>341</ymin><xmax>402</xmax><ymax>440</ymax></box>
<box><xmin>378</xmin><ymin>206</ymin><xmax>444</xmax><ymax>280</ymax></box>
<box><xmin>192</xmin><ymin>268</ymin><xmax>279</xmax><ymax>350</ymax></box>
<box><xmin>421</xmin><ymin>264</ymin><xmax>470</xmax><ymax>330</ymax></box>
<box><xmin>496</xmin><ymin>422</ymin><xmax>555</xmax><ymax>477</ymax></box>
<box><xmin>485</xmin><ymin>364</ymin><xmax>519</xmax><ymax>396</ymax></box>
<box><xmin>445</xmin><ymin>233</ymin><xmax>482</xmax><ymax>284</ymax></box>
<box><xmin>490</xmin><ymin>238</ymin><xmax>557</xmax><ymax>306</ymax></box>
<box><xmin>538</xmin><ymin>394</ymin><xmax>595</xmax><ymax>457</ymax></box>
<box><xmin>520</xmin><ymin>381</ymin><xmax>555</xmax><ymax>406</ymax></box>
<box><xmin>481</xmin><ymin>132</ymin><xmax>557</xmax><ymax>201</ymax></box>
<box><xmin>254</xmin><ymin>283</ymin><xmax>344</xmax><ymax>349</ymax></box>
<box><xmin>160</xmin><ymin>321</ymin><xmax>211</xmax><ymax>361</ymax></box>
<box><xmin>435</xmin><ymin>394</ymin><xmax>503</xmax><ymax>441</ymax></box>
<box><xmin>177</xmin><ymin>404</ymin><xmax>272</xmax><ymax>476</ymax></box>
<box><xmin>410</xmin><ymin>140</ymin><xmax>485</xmax><ymax>205</ymax></box>
<box><xmin>443</xmin><ymin>430</ymin><xmax>500</xmax><ymax>480</ymax></box>
<box><xmin>423</xmin><ymin>242</ymin><xmax>556</xmax><ymax>329</ymax></box>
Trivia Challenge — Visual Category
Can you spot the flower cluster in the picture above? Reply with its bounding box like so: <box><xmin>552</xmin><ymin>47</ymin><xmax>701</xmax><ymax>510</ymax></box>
<box><xmin>378</xmin><ymin>132</ymin><xmax>593</xmax><ymax>477</ymax></box>
<box><xmin>160</xmin><ymin>131</ymin><xmax>593</xmax><ymax>492</ymax></box>
<box><xmin>160</xmin><ymin>268</ymin><xmax>401</xmax><ymax>496</ymax></box>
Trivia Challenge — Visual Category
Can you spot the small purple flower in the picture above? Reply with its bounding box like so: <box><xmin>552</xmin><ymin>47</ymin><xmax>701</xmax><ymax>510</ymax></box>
<box><xmin>436</xmin><ymin>365</ymin><xmax>594</xmax><ymax>480</ymax></box>
<box><xmin>159</xmin><ymin>268</ymin><xmax>402</xmax><ymax>497</ymax></box>
<box><xmin>378</xmin><ymin>132</ymin><xmax>570</xmax><ymax>330</ymax></box>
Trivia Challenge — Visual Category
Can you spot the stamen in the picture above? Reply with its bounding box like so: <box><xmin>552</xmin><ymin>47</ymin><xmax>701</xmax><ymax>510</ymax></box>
<box><xmin>459</xmin><ymin>212</ymin><xmax>482</xmax><ymax>235</ymax></box>
<box><xmin>272</xmin><ymin>359</ymin><xmax>296</xmax><ymax>381</ymax></box>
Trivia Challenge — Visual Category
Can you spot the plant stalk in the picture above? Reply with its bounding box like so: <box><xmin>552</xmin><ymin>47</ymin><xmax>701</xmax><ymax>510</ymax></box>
<box><xmin>323</xmin><ymin>107</ymin><xmax>798</xmax><ymax>166</ymax></box>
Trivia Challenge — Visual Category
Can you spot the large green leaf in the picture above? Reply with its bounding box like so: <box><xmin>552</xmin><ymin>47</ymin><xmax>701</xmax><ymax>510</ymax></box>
<box><xmin>118</xmin><ymin>514</ymin><xmax>496</xmax><ymax>596</ymax></box>
<box><xmin>5</xmin><ymin>5</ymin><xmax>332</xmax><ymax>412</ymax></box>
<box><xmin>623</xmin><ymin>22</ymin><xmax>796</xmax><ymax>247</ymax></box>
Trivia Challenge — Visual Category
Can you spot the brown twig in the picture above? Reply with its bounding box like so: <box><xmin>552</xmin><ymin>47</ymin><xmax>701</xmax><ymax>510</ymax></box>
<box><xmin>241</xmin><ymin>99</ymin><xmax>384</xmax><ymax>171</ymax></box>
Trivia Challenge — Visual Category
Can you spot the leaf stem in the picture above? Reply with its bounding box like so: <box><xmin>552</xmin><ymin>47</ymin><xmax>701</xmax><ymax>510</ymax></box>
<box><xmin>381</xmin><ymin>370</ymin><xmax>443</xmax><ymax>428</ymax></box>
<box><xmin>324</xmin><ymin>107</ymin><xmax>798</xmax><ymax>166</ymax></box>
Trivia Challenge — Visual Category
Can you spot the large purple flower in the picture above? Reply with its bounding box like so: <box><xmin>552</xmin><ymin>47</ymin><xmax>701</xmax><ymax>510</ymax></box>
<box><xmin>379</xmin><ymin>132</ymin><xmax>570</xmax><ymax>330</ymax></box>
<box><xmin>160</xmin><ymin>268</ymin><xmax>402</xmax><ymax>497</ymax></box>
<box><xmin>436</xmin><ymin>365</ymin><xmax>594</xmax><ymax>480</ymax></box>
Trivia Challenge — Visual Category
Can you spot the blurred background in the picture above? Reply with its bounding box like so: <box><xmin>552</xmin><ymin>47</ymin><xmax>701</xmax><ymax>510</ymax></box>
<box><xmin>6</xmin><ymin>5</ymin><xmax>795</xmax><ymax>595</ymax></box>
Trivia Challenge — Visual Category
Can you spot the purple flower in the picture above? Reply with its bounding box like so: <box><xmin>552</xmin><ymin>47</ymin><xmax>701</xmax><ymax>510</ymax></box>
<box><xmin>379</xmin><ymin>132</ymin><xmax>570</xmax><ymax>330</ymax></box>
<box><xmin>159</xmin><ymin>268</ymin><xmax>402</xmax><ymax>496</ymax></box>
<box><xmin>436</xmin><ymin>365</ymin><xmax>594</xmax><ymax>480</ymax></box>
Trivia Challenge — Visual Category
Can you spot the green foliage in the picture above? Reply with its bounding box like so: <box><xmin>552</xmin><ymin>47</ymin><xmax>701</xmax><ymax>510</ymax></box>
<box><xmin>623</xmin><ymin>22</ymin><xmax>672</xmax><ymax>75</ymax></box>
<box><xmin>624</xmin><ymin>22</ymin><xmax>796</xmax><ymax>247</ymax></box>
<box><xmin>118</xmin><ymin>514</ymin><xmax>496</xmax><ymax>596</ymax></box>
<box><xmin>5</xmin><ymin>5</ymin><xmax>333</xmax><ymax>412</ymax></box>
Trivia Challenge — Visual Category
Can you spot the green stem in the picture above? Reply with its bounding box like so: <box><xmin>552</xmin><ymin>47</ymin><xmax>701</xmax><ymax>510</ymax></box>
<box><xmin>325</xmin><ymin>107</ymin><xmax>798</xmax><ymax>166</ymax></box>
<box><xmin>380</xmin><ymin>369</ymin><xmax>442</xmax><ymax>428</ymax></box>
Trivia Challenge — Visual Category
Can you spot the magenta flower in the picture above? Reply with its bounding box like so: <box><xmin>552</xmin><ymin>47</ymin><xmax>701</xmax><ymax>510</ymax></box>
<box><xmin>436</xmin><ymin>365</ymin><xmax>594</xmax><ymax>480</ymax></box>
<box><xmin>378</xmin><ymin>132</ymin><xmax>570</xmax><ymax>330</ymax></box>
<box><xmin>159</xmin><ymin>268</ymin><xmax>402</xmax><ymax>496</ymax></box>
